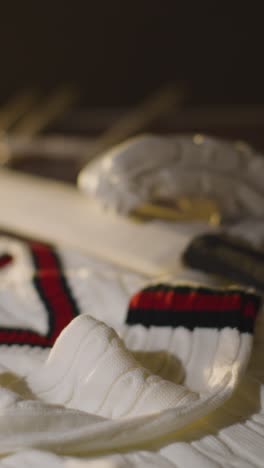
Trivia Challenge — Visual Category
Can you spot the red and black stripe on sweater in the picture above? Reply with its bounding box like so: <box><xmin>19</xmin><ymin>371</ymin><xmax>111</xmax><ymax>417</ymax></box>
<box><xmin>0</xmin><ymin>242</ymin><xmax>80</xmax><ymax>347</ymax></box>
<box><xmin>0</xmin><ymin>245</ymin><xmax>261</xmax><ymax>347</ymax></box>
<box><xmin>127</xmin><ymin>284</ymin><xmax>261</xmax><ymax>333</ymax></box>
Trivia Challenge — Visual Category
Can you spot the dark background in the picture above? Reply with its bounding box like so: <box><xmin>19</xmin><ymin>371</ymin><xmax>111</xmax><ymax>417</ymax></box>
<box><xmin>1</xmin><ymin>2</ymin><xmax>263</xmax><ymax>107</ymax></box>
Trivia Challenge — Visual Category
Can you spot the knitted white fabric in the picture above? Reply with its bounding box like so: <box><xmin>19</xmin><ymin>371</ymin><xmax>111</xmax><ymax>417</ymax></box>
<box><xmin>25</xmin><ymin>281</ymin><xmax>258</xmax><ymax>434</ymax></box>
<box><xmin>159</xmin><ymin>310</ymin><xmax>264</xmax><ymax>468</ymax></box>
<box><xmin>27</xmin><ymin>314</ymin><xmax>199</xmax><ymax>418</ymax></box>
<box><xmin>0</xmin><ymin>234</ymin><xmax>263</xmax><ymax>467</ymax></box>
<box><xmin>125</xmin><ymin>284</ymin><xmax>259</xmax><ymax>390</ymax></box>
<box><xmin>0</xmin><ymin>449</ymin><xmax>181</xmax><ymax>467</ymax></box>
